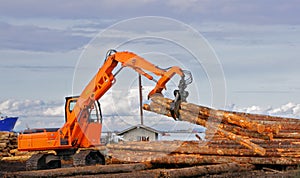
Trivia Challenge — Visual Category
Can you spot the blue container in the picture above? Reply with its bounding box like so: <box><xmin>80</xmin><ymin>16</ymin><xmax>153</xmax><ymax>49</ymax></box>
<box><xmin>0</xmin><ymin>117</ymin><xmax>18</xmax><ymax>132</ymax></box>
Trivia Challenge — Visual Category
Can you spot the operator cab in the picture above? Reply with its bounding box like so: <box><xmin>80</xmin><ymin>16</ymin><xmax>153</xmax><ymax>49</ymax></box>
<box><xmin>65</xmin><ymin>96</ymin><xmax>102</xmax><ymax>123</ymax></box>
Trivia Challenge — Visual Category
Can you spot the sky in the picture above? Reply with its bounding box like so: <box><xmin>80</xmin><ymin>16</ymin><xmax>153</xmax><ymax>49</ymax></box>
<box><xmin>0</xmin><ymin>0</ymin><xmax>299</xmax><ymax>131</ymax></box>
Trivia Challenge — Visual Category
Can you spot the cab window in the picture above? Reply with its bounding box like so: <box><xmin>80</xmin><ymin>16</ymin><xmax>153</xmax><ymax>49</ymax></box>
<box><xmin>69</xmin><ymin>100</ymin><xmax>76</xmax><ymax>112</ymax></box>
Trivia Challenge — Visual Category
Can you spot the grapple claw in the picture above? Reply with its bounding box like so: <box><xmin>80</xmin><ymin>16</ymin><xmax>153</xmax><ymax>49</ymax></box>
<box><xmin>170</xmin><ymin>90</ymin><xmax>181</xmax><ymax>120</ymax></box>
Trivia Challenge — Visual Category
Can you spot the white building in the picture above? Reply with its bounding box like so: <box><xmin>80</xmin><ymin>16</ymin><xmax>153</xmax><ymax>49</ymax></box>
<box><xmin>117</xmin><ymin>124</ymin><xmax>161</xmax><ymax>142</ymax></box>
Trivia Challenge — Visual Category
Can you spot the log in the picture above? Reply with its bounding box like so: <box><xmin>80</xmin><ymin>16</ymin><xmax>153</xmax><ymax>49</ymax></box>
<box><xmin>90</xmin><ymin>163</ymin><xmax>255</xmax><ymax>178</ymax></box>
<box><xmin>275</xmin><ymin>132</ymin><xmax>300</xmax><ymax>139</ymax></box>
<box><xmin>208</xmin><ymin>139</ymin><xmax>300</xmax><ymax>148</ymax></box>
<box><xmin>1</xmin><ymin>155</ymin><xmax>31</xmax><ymax>162</ymax></box>
<box><xmin>248</xmin><ymin>139</ymin><xmax>300</xmax><ymax>147</ymax></box>
<box><xmin>108</xmin><ymin>150</ymin><xmax>166</xmax><ymax>163</ymax></box>
<box><xmin>157</xmin><ymin>163</ymin><xmax>254</xmax><ymax>178</ymax></box>
<box><xmin>251</xmin><ymin>120</ymin><xmax>300</xmax><ymax>131</ymax></box>
<box><xmin>0</xmin><ymin>143</ymin><xmax>7</xmax><ymax>148</ymax></box>
<box><xmin>5</xmin><ymin>163</ymin><xmax>152</xmax><ymax>178</ymax></box>
<box><xmin>0</xmin><ymin>139</ymin><xmax>9</xmax><ymax>142</ymax></box>
<box><xmin>0</xmin><ymin>132</ymin><xmax>10</xmax><ymax>137</ymax></box>
<box><xmin>0</xmin><ymin>153</ymin><xmax>9</xmax><ymax>157</ymax></box>
<box><xmin>150</xmin><ymin>154</ymin><xmax>300</xmax><ymax>166</ymax></box>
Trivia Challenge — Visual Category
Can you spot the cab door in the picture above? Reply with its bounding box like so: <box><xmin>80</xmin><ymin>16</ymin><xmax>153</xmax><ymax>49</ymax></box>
<box><xmin>65</xmin><ymin>96</ymin><xmax>79</xmax><ymax>123</ymax></box>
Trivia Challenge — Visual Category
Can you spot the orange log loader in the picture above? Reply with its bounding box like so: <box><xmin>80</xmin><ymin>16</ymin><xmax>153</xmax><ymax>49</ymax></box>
<box><xmin>18</xmin><ymin>50</ymin><xmax>192</xmax><ymax>170</ymax></box>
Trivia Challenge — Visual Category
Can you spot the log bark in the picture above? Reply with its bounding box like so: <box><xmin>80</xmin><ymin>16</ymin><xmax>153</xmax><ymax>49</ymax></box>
<box><xmin>0</xmin><ymin>132</ymin><xmax>18</xmax><ymax>158</ymax></box>
<box><xmin>1</xmin><ymin>155</ymin><xmax>31</xmax><ymax>162</ymax></box>
<box><xmin>250</xmin><ymin>120</ymin><xmax>299</xmax><ymax>131</ymax></box>
<box><xmin>207</xmin><ymin>139</ymin><xmax>300</xmax><ymax>150</ymax></box>
<box><xmin>108</xmin><ymin>150</ymin><xmax>166</xmax><ymax>163</ymax></box>
<box><xmin>90</xmin><ymin>163</ymin><xmax>255</xmax><ymax>178</ymax></box>
<box><xmin>157</xmin><ymin>163</ymin><xmax>254</xmax><ymax>178</ymax></box>
<box><xmin>150</xmin><ymin>154</ymin><xmax>300</xmax><ymax>166</ymax></box>
<box><xmin>208</xmin><ymin>139</ymin><xmax>300</xmax><ymax>148</ymax></box>
<box><xmin>5</xmin><ymin>163</ymin><xmax>152</xmax><ymax>178</ymax></box>
<box><xmin>274</xmin><ymin>132</ymin><xmax>300</xmax><ymax>139</ymax></box>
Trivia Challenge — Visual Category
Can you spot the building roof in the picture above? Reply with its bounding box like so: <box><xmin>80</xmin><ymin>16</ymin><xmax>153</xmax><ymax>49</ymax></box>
<box><xmin>117</xmin><ymin>124</ymin><xmax>161</xmax><ymax>135</ymax></box>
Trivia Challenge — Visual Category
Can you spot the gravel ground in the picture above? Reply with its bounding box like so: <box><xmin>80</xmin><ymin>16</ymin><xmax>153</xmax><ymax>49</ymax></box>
<box><xmin>0</xmin><ymin>161</ymin><xmax>26</xmax><ymax>177</ymax></box>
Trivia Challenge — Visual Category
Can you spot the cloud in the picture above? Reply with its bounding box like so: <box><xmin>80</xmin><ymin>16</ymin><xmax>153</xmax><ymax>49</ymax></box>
<box><xmin>43</xmin><ymin>106</ymin><xmax>65</xmax><ymax>117</ymax></box>
<box><xmin>0</xmin><ymin>99</ymin><xmax>64</xmax><ymax>117</ymax></box>
<box><xmin>269</xmin><ymin>103</ymin><xmax>300</xmax><ymax>117</ymax></box>
<box><xmin>0</xmin><ymin>99</ymin><xmax>65</xmax><ymax>131</ymax></box>
<box><xmin>0</xmin><ymin>21</ymin><xmax>89</xmax><ymax>52</ymax></box>
<box><xmin>227</xmin><ymin>102</ymin><xmax>300</xmax><ymax>118</ymax></box>
<box><xmin>100</xmin><ymin>86</ymin><xmax>154</xmax><ymax>117</ymax></box>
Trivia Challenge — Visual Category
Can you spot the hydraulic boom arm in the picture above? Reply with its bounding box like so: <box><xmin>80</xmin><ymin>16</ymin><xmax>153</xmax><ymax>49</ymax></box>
<box><xmin>60</xmin><ymin>50</ymin><xmax>191</xmax><ymax>147</ymax></box>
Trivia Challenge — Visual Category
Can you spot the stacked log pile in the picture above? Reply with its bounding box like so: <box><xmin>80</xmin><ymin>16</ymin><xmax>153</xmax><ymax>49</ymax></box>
<box><xmin>0</xmin><ymin>132</ymin><xmax>38</xmax><ymax>162</ymax></box>
<box><xmin>107</xmin><ymin>140</ymin><xmax>300</xmax><ymax>166</ymax></box>
<box><xmin>0</xmin><ymin>132</ymin><xmax>18</xmax><ymax>157</ymax></box>
<box><xmin>136</xmin><ymin>96</ymin><xmax>300</xmax><ymax>167</ymax></box>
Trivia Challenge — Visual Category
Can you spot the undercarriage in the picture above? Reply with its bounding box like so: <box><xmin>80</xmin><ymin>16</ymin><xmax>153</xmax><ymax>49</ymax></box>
<box><xmin>26</xmin><ymin>149</ymin><xmax>105</xmax><ymax>170</ymax></box>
